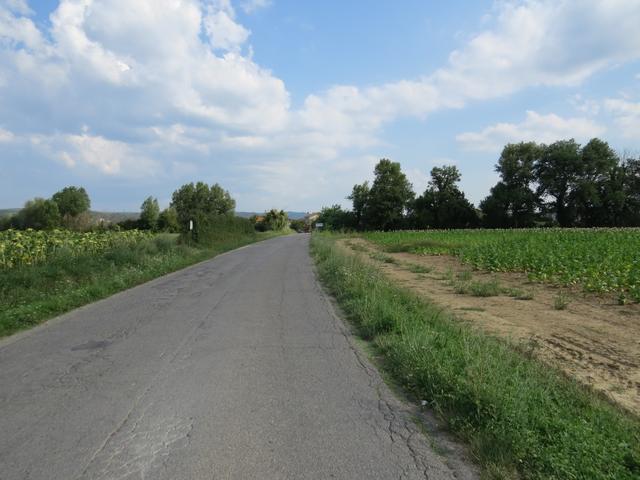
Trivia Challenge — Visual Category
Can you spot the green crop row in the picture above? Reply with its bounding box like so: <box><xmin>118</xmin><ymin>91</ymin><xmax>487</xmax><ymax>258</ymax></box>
<box><xmin>362</xmin><ymin>228</ymin><xmax>640</xmax><ymax>302</ymax></box>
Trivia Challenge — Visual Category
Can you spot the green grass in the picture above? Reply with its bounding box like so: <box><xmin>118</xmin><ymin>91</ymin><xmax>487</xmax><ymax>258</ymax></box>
<box><xmin>370</xmin><ymin>252</ymin><xmax>398</xmax><ymax>264</ymax></box>
<box><xmin>503</xmin><ymin>287</ymin><xmax>534</xmax><ymax>300</ymax></box>
<box><xmin>363</xmin><ymin>228</ymin><xmax>640</xmax><ymax>301</ymax></box>
<box><xmin>553</xmin><ymin>292</ymin><xmax>570</xmax><ymax>310</ymax></box>
<box><xmin>311</xmin><ymin>233</ymin><xmax>640</xmax><ymax>480</ymax></box>
<box><xmin>345</xmin><ymin>241</ymin><xmax>369</xmax><ymax>253</ymax></box>
<box><xmin>405</xmin><ymin>263</ymin><xmax>432</xmax><ymax>274</ymax></box>
<box><xmin>0</xmin><ymin>230</ymin><xmax>287</xmax><ymax>338</ymax></box>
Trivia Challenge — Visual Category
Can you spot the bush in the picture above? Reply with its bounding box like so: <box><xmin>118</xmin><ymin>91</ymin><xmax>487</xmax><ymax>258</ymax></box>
<box><xmin>187</xmin><ymin>214</ymin><xmax>255</xmax><ymax>246</ymax></box>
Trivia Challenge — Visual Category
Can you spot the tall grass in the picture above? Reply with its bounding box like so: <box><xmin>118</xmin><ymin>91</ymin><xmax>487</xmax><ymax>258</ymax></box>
<box><xmin>311</xmin><ymin>234</ymin><xmax>640</xmax><ymax>479</ymax></box>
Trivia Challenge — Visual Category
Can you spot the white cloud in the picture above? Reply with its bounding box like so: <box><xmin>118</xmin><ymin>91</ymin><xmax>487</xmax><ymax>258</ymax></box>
<box><xmin>50</xmin><ymin>133</ymin><xmax>159</xmax><ymax>176</ymax></box>
<box><xmin>1</xmin><ymin>0</ymin><xmax>640</xmax><ymax>209</ymax></box>
<box><xmin>203</xmin><ymin>1</ymin><xmax>250</xmax><ymax>51</ymax></box>
<box><xmin>456</xmin><ymin>111</ymin><xmax>606</xmax><ymax>152</ymax></box>
<box><xmin>297</xmin><ymin>0</ymin><xmax>640</xmax><ymax>155</ymax></box>
<box><xmin>240</xmin><ymin>0</ymin><xmax>271</xmax><ymax>14</ymax></box>
<box><xmin>604</xmin><ymin>98</ymin><xmax>640</xmax><ymax>138</ymax></box>
<box><xmin>0</xmin><ymin>127</ymin><xmax>14</xmax><ymax>142</ymax></box>
<box><xmin>3</xmin><ymin>0</ymin><xmax>32</xmax><ymax>15</ymax></box>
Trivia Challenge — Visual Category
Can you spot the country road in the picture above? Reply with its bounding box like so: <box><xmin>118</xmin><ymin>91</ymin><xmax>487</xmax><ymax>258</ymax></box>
<box><xmin>0</xmin><ymin>234</ymin><xmax>475</xmax><ymax>480</ymax></box>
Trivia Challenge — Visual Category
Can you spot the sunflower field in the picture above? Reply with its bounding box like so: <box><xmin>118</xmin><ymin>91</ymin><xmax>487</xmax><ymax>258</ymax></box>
<box><xmin>0</xmin><ymin>229</ymin><xmax>152</xmax><ymax>269</ymax></box>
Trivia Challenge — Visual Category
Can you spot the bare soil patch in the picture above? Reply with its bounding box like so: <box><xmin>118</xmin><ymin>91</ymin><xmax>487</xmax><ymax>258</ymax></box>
<box><xmin>339</xmin><ymin>238</ymin><xmax>640</xmax><ymax>416</ymax></box>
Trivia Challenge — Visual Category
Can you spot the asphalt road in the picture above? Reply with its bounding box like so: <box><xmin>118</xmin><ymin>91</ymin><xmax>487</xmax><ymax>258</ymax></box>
<box><xmin>0</xmin><ymin>234</ymin><xmax>476</xmax><ymax>480</ymax></box>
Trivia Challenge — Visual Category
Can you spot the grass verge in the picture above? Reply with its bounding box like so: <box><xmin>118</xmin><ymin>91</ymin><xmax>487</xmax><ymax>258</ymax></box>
<box><xmin>310</xmin><ymin>233</ymin><xmax>640</xmax><ymax>480</ymax></box>
<box><xmin>0</xmin><ymin>230</ymin><xmax>288</xmax><ymax>338</ymax></box>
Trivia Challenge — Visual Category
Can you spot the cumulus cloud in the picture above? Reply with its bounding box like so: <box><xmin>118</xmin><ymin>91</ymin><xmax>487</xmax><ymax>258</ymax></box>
<box><xmin>1</xmin><ymin>0</ymin><xmax>640</xmax><ymax>209</ymax></box>
<box><xmin>203</xmin><ymin>0</ymin><xmax>250</xmax><ymax>51</ymax></box>
<box><xmin>296</xmin><ymin>0</ymin><xmax>640</xmax><ymax>156</ymax></box>
<box><xmin>604</xmin><ymin>98</ymin><xmax>640</xmax><ymax>139</ymax></box>
<box><xmin>456</xmin><ymin>111</ymin><xmax>606</xmax><ymax>152</ymax></box>
<box><xmin>240</xmin><ymin>0</ymin><xmax>271</xmax><ymax>14</ymax></box>
<box><xmin>28</xmin><ymin>132</ymin><xmax>159</xmax><ymax>176</ymax></box>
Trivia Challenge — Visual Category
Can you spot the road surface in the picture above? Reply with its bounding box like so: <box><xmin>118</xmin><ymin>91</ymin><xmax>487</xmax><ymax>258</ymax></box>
<box><xmin>0</xmin><ymin>234</ymin><xmax>476</xmax><ymax>479</ymax></box>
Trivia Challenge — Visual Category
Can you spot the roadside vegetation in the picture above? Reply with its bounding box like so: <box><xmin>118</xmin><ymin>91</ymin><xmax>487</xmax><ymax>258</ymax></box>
<box><xmin>311</xmin><ymin>233</ymin><xmax>640</xmax><ymax>480</ymax></box>
<box><xmin>0</xmin><ymin>182</ymin><xmax>293</xmax><ymax>338</ymax></box>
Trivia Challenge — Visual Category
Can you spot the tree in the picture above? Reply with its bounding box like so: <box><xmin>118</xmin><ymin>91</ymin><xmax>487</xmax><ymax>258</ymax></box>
<box><xmin>157</xmin><ymin>207</ymin><xmax>179</xmax><ymax>232</ymax></box>
<box><xmin>317</xmin><ymin>205</ymin><xmax>354</xmax><ymax>231</ymax></box>
<box><xmin>618</xmin><ymin>157</ymin><xmax>640</xmax><ymax>226</ymax></box>
<box><xmin>363</xmin><ymin>159</ymin><xmax>414</xmax><ymax>230</ymax></box>
<box><xmin>52</xmin><ymin>186</ymin><xmax>90</xmax><ymax>218</ymax></box>
<box><xmin>412</xmin><ymin>165</ymin><xmax>478</xmax><ymax>229</ymax></box>
<box><xmin>347</xmin><ymin>182</ymin><xmax>369</xmax><ymax>230</ymax></box>
<box><xmin>480</xmin><ymin>142</ymin><xmax>541</xmax><ymax>228</ymax></box>
<box><xmin>573</xmin><ymin>138</ymin><xmax>620</xmax><ymax>226</ymax></box>
<box><xmin>170</xmin><ymin>182</ymin><xmax>236</xmax><ymax>232</ymax></box>
<box><xmin>535</xmin><ymin>140</ymin><xmax>583</xmax><ymax>227</ymax></box>
<box><xmin>263</xmin><ymin>209</ymin><xmax>288</xmax><ymax>231</ymax></box>
<box><xmin>140</xmin><ymin>196</ymin><xmax>160</xmax><ymax>230</ymax></box>
<box><xmin>16</xmin><ymin>198</ymin><xmax>61</xmax><ymax>230</ymax></box>
<box><xmin>289</xmin><ymin>219</ymin><xmax>306</xmax><ymax>232</ymax></box>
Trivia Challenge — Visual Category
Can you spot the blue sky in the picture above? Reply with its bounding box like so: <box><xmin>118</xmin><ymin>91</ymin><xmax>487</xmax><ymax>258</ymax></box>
<box><xmin>1</xmin><ymin>0</ymin><xmax>640</xmax><ymax>212</ymax></box>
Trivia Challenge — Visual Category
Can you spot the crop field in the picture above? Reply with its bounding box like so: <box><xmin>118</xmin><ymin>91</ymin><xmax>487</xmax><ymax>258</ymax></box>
<box><xmin>0</xmin><ymin>229</ymin><xmax>152</xmax><ymax>269</ymax></box>
<box><xmin>363</xmin><ymin>228</ymin><xmax>640</xmax><ymax>302</ymax></box>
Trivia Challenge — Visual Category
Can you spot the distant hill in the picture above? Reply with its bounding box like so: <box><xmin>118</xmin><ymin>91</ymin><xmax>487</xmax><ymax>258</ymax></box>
<box><xmin>236</xmin><ymin>211</ymin><xmax>309</xmax><ymax>220</ymax></box>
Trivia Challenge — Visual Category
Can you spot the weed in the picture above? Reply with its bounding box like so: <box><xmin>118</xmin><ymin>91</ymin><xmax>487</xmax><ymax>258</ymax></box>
<box><xmin>370</xmin><ymin>252</ymin><xmax>397</xmax><ymax>264</ymax></box>
<box><xmin>347</xmin><ymin>242</ymin><xmax>369</xmax><ymax>253</ymax></box>
<box><xmin>457</xmin><ymin>270</ymin><xmax>473</xmax><ymax>281</ymax></box>
<box><xmin>554</xmin><ymin>292</ymin><xmax>570</xmax><ymax>310</ymax></box>
<box><xmin>504</xmin><ymin>287</ymin><xmax>534</xmax><ymax>300</ymax></box>
<box><xmin>468</xmin><ymin>279</ymin><xmax>501</xmax><ymax>297</ymax></box>
<box><xmin>405</xmin><ymin>263</ymin><xmax>432</xmax><ymax>274</ymax></box>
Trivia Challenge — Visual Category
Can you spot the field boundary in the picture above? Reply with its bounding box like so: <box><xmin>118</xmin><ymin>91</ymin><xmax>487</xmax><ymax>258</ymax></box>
<box><xmin>310</xmin><ymin>233</ymin><xmax>640</xmax><ymax>480</ymax></box>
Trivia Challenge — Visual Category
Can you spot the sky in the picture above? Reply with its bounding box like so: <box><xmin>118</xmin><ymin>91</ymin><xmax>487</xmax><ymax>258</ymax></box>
<box><xmin>1</xmin><ymin>0</ymin><xmax>640</xmax><ymax>212</ymax></box>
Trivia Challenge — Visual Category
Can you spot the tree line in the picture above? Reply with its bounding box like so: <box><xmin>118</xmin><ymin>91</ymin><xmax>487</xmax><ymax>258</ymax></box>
<box><xmin>318</xmin><ymin>138</ymin><xmax>640</xmax><ymax>230</ymax></box>
<box><xmin>1</xmin><ymin>181</ymin><xmax>289</xmax><ymax>235</ymax></box>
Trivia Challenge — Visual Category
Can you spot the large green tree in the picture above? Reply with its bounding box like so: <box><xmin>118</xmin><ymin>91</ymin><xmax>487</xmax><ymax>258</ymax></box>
<box><xmin>16</xmin><ymin>198</ymin><xmax>61</xmax><ymax>230</ymax></box>
<box><xmin>157</xmin><ymin>207</ymin><xmax>179</xmax><ymax>232</ymax></box>
<box><xmin>364</xmin><ymin>159</ymin><xmax>414</xmax><ymax>230</ymax></box>
<box><xmin>51</xmin><ymin>186</ymin><xmax>90</xmax><ymax>218</ymax></box>
<box><xmin>574</xmin><ymin>138</ymin><xmax>620</xmax><ymax>226</ymax></box>
<box><xmin>317</xmin><ymin>205</ymin><xmax>354</xmax><ymax>230</ymax></box>
<box><xmin>535</xmin><ymin>140</ymin><xmax>583</xmax><ymax>227</ymax></box>
<box><xmin>140</xmin><ymin>196</ymin><xmax>160</xmax><ymax>230</ymax></box>
<box><xmin>412</xmin><ymin>165</ymin><xmax>478</xmax><ymax>229</ymax></box>
<box><xmin>480</xmin><ymin>142</ymin><xmax>541</xmax><ymax>228</ymax></box>
<box><xmin>170</xmin><ymin>182</ymin><xmax>236</xmax><ymax>231</ymax></box>
<box><xmin>347</xmin><ymin>182</ymin><xmax>369</xmax><ymax>230</ymax></box>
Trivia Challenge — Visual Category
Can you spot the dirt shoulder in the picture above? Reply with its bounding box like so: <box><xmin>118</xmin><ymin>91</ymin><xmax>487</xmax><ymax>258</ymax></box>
<box><xmin>338</xmin><ymin>237</ymin><xmax>640</xmax><ymax>416</ymax></box>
